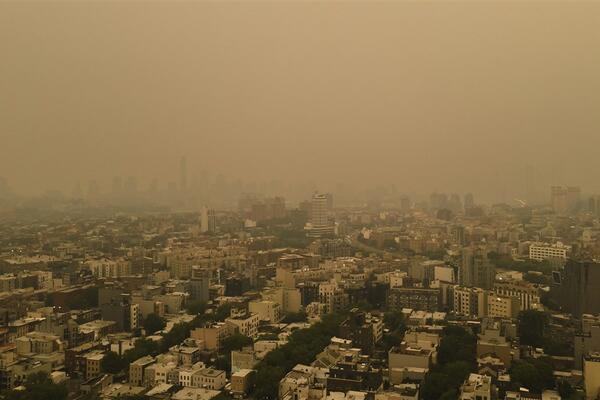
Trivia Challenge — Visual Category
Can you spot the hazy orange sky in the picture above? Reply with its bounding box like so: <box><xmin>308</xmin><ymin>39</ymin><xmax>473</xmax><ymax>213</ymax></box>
<box><xmin>2</xmin><ymin>1</ymin><xmax>600</xmax><ymax>201</ymax></box>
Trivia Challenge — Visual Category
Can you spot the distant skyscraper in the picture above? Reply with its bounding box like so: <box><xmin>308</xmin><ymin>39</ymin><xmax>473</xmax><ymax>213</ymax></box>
<box><xmin>305</xmin><ymin>193</ymin><xmax>334</xmax><ymax>238</ymax></box>
<box><xmin>464</xmin><ymin>193</ymin><xmax>475</xmax><ymax>209</ymax></box>
<box><xmin>200</xmin><ymin>206</ymin><xmax>216</xmax><ymax>233</ymax></box>
<box><xmin>460</xmin><ymin>246</ymin><xmax>495</xmax><ymax>290</ymax></box>
<box><xmin>87</xmin><ymin>180</ymin><xmax>99</xmax><ymax>200</ymax></box>
<box><xmin>551</xmin><ymin>186</ymin><xmax>568</xmax><ymax>214</ymax></box>
<box><xmin>449</xmin><ymin>193</ymin><xmax>462</xmax><ymax>213</ymax></box>
<box><xmin>72</xmin><ymin>181</ymin><xmax>83</xmax><ymax>199</ymax></box>
<box><xmin>0</xmin><ymin>177</ymin><xmax>10</xmax><ymax>197</ymax></box>
<box><xmin>180</xmin><ymin>156</ymin><xmax>188</xmax><ymax>192</ymax></box>
<box><xmin>190</xmin><ymin>266</ymin><xmax>210</xmax><ymax>302</ymax></box>
<box><xmin>557</xmin><ymin>260</ymin><xmax>600</xmax><ymax>317</ymax></box>
<box><xmin>430</xmin><ymin>192</ymin><xmax>448</xmax><ymax>210</ymax></box>
<box><xmin>124</xmin><ymin>176</ymin><xmax>138</xmax><ymax>195</ymax></box>
<box><xmin>400</xmin><ymin>196</ymin><xmax>411</xmax><ymax>213</ymax></box>
<box><xmin>112</xmin><ymin>176</ymin><xmax>123</xmax><ymax>196</ymax></box>
<box><xmin>567</xmin><ymin>186</ymin><xmax>581</xmax><ymax>212</ymax></box>
<box><xmin>325</xmin><ymin>193</ymin><xmax>333</xmax><ymax>210</ymax></box>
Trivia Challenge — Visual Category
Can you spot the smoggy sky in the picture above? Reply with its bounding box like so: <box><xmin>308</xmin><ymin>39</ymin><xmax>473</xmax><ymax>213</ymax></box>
<box><xmin>2</xmin><ymin>1</ymin><xmax>600</xmax><ymax>201</ymax></box>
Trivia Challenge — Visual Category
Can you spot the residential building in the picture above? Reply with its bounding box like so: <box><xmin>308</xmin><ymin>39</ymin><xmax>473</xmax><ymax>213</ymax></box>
<box><xmin>487</xmin><ymin>294</ymin><xmax>520</xmax><ymax>319</ymax></box>
<box><xmin>225</xmin><ymin>310</ymin><xmax>260</xmax><ymax>338</ymax></box>
<box><xmin>460</xmin><ymin>246</ymin><xmax>495</xmax><ymax>290</ymax></box>
<box><xmin>529</xmin><ymin>242</ymin><xmax>570</xmax><ymax>262</ymax></box>
<box><xmin>452</xmin><ymin>286</ymin><xmax>487</xmax><ymax>318</ymax></box>
<box><xmin>129</xmin><ymin>355</ymin><xmax>155</xmax><ymax>386</ymax></box>
<box><xmin>458</xmin><ymin>373</ymin><xmax>493</xmax><ymax>400</ymax></box>
<box><xmin>249</xmin><ymin>300</ymin><xmax>282</xmax><ymax>323</ymax></box>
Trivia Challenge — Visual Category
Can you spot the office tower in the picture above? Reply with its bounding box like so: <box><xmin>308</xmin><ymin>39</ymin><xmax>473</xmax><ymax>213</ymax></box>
<box><xmin>149</xmin><ymin>178</ymin><xmax>158</xmax><ymax>194</ymax></box>
<box><xmin>452</xmin><ymin>225</ymin><xmax>466</xmax><ymax>246</ymax></box>
<box><xmin>449</xmin><ymin>193</ymin><xmax>462</xmax><ymax>213</ymax></box>
<box><xmin>304</xmin><ymin>193</ymin><xmax>335</xmax><ymax>238</ymax></box>
<box><xmin>589</xmin><ymin>197</ymin><xmax>597</xmax><ymax>214</ymax></box>
<box><xmin>430</xmin><ymin>192</ymin><xmax>448</xmax><ymax>210</ymax></box>
<box><xmin>400</xmin><ymin>197</ymin><xmax>411</xmax><ymax>213</ymax></box>
<box><xmin>180</xmin><ymin>156</ymin><xmax>188</xmax><ymax>192</ymax></box>
<box><xmin>551</xmin><ymin>186</ymin><xmax>568</xmax><ymax>214</ymax></box>
<box><xmin>589</xmin><ymin>196</ymin><xmax>600</xmax><ymax>216</ymax></box>
<box><xmin>464</xmin><ymin>193</ymin><xmax>475</xmax><ymax>209</ymax></box>
<box><xmin>99</xmin><ymin>288</ymin><xmax>139</xmax><ymax>332</ymax></box>
<box><xmin>325</xmin><ymin>193</ymin><xmax>334</xmax><ymax>210</ymax></box>
<box><xmin>72</xmin><ymin>182</ymin><xmax>83</xmax><ymax>199</ymax></box>
<box><xmin>124</xmin><ymin>176</ymin><xmax>138</xmax><ymax>195</ymax></box>
<box><xmin>567</xmin><ymin>186</ymin><xmax>581</xmax><ymax>212</ymax></box>
<box><xmin>460</xmin><ymin>246</ymin><xmax>495</xmax><ymax>290</ymax></box>
<box><xmin>311</xmin><ymin>193</ymin><xmax>329</xmax><ymax>226</ymax></box>
<box><xmin>200</xmin><ymin>206</ymin><xmax>216</xmax><ymax>233</ymax></box>
<box><xmin>0</xmin><ymin>177</ymin><xmax>9</xmax><ymax>197</ymax></box>
<box><xmin>87</xmin><ymin>180</ymin><xmax>99</xmax><ymax>200</ymax></box>
<box><xmin>556</xmin><ymin>260</ymin><xmax>600</xmax><ymax>317</ymax></box>
<box><xmin>112</xmin><ymin>176</ymin><xmax>123</xmax><ymax>196</ymax></box>
<box><xmin>190</xmin><ymin>266</ymin><xmax>210</xmax><ymax>303</ymax></box>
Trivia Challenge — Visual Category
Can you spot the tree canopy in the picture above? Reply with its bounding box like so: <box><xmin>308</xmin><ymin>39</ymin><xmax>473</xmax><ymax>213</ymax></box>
<box><xmin>1</xmin><ymin>372</ymin><xmax>68</xmax><ymax>400</ymax></box>
<box><xmin>142</xmin><ymin>313</ymin><xmax>166</xmax><ymax>334</ymax></box>
<box><xmin>420</xmin><ymin>326</ymin><xmax>476</xmax><ymax>400</ymax></box>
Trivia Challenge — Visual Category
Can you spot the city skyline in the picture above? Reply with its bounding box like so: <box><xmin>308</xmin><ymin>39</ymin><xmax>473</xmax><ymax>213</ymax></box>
<box><xmin>2</xmin><ymin>2</ymin><xmax>600</xmax><ymax>200</ymax></box>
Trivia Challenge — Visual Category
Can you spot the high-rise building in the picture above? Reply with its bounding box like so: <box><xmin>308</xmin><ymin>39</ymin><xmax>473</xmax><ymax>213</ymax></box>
<box><xmin>325</xmin><ymin>193</ymin><xmax>333</xmax><ymax>210</ymax></box>
<box><xmin>200</xmin><ymin>206</ymin><xmax>216</xmax><ymax>233</ymax></box>
<box><xmin>556</xmin><ymin>260</ymin><xmax>600</xmax><ymax>317</ymax></box>
<box><xmin>452</xmin><ymin>286</ymin><xmax>487</xmax><ymax>318</ymax></box>
<box><xmin>529</xmin><ymin>242</ymin><xmax>570</xmax><ymax>262</ymax></box>
<box><xmin>190</xmin><ymin>266</ymin><xmax>210</xmax><ymax>303</ymax></box>
<box><xmin>304</xmin><ymin>193</ymin><xmax>334</xmax><ymax>238</ymax></box>
<box><xmin>464</xmin><ymin>193</ymin><xmax>475</xmax><ymax>209</ymax></box>
<box><xmin>400</xmin><ymin>197</ymin><xmax>411</xmax><ymax>213</ymax></box>
<box><xmin>551</xmin><ymin>186</ymin><xmax>568</xmax><ymax>214</ymax></box>
<box><xmin>567</xmin><ymin>186</ymin><xmax>581</xmax><ymax>212</ymax></box>
<box><xmin>112</xmin><ymin>176</ymin><xmax>123</xmax><ymax>196</ymax></box>
<box><xmin>430</xmin><ymin>192</ymin><xmax>448</xmax><ymax>210</ymax></box>
<box><xmin>460</xmin><ymin>246</ymin><xmax>495</xmax><ymax>290</ymax></box>
<box><xmin>180</xmin><ymin>156</ymin><xmax>188</xmax><ymax>192</ymax></box>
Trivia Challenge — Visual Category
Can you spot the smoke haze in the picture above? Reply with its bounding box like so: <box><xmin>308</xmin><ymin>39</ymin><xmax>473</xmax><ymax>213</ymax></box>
<box><xmin>2</xmin><ymin>1</ymin><xmax>600</xmax><ymax>203</ymax></box>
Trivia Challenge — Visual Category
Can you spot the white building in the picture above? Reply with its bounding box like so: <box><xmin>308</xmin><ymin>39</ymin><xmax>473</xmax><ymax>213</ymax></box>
<box><xmin>459</xmin><ymin>373</ymin><xmax>493</xmax><ymax>400</ymax></box>
<box><xmin>249</xmin><ymin>300</ymin><xmax>282</xmax><ymax>323</ymax></box>
<box><xmin>453</xmin><ymin>286</ymin><xmax>487</xmax><ymax>318</ymax></box>
<box><xmin>305</xmin><ymin>193</ymin><xmax>334</xmax><ymax>238</ymax></box>
<box><xmin>200</xmin><ymin>206</ymin><xmax>216</xmax><ymax>233</ymax></box>
<box><xmin>84</xmin><ymin>258</ymin><xmax>131</xmax><ymax>278</ymax></box>
<box><xmin>529</xmin><ymin>242</ymin><xmax>570</xmax><ymax>262</ymax></box>
<box><xmin>487</xmin><ymin>295</ymin><xmax>520</xmax><ymax>319</ymax></box>
<box><xmin>225</xmin><ymin>311</ymin><xmax>260</xmax><ymax>338</ymax></box>
<box><xmin>585</xmin><ymin>353</ymin><xmax>600</xmax><ymax>400</ymax></box>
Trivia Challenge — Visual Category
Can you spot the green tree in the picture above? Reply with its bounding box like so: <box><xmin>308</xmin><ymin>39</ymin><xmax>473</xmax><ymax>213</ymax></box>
<box><xmin>420</xmin><ymin>327</ymin><xmax>477</xmax><ymax>400</ymax></box>
<box><xmin>124</xmin><ymin>337</ymin><xmax>160</xmax><ymax>363</ymax></box>
<box><xmin>557</xmin><ymin>380</ymin><xmax>574</xmax><ymax>399</ymax></box>
<box><xmin>282</xmin><ymin>311</ymin><xmax>308</xmax><ymax>323</ymax></box>
<box><xmin>2</xmin><ymin>372</ymin><xmax>68</xmax><ymax>400</ymax></box>
<box><xmin>509</xmin><ymin>358</ymin><xmax>555</xmax><ymax>393</ymax></box>
<box><xmin>437</xmin><ymin>325</ymin><xmax>476</xmax><ymax>365</ymax></box>
<box><xmin>221</xmin><ymin>333</ymin><xmax>253</xmax><ymax>354</ymax></box>
<box><xmin>253</xmin><ymin>365</ymin><xmax>285</xmax><ymax>400</ymax></box>
<box><xmin>215</xmin><ymin>304</ymin><xmax>233</xmax><ymax>321</ymax></box>
<box><xmin>518</xmin><ymin>310</ymin><xmax>548</xmax><ymax>348</ymax></box>
<box><xmin>142</xmin><ymin>313</ymin><xmax>166</xmax><ymax>334</ymax></box>
<box><xmin>186</xmin><ymin>300</ymin><xmax>207</xmax><ymax>315</ymax></box>
<box><xmin>101</xmin><ymin>351</ymin><xmax>127</xmax><ymax>374</ymax></box>
<box><xmin>383</xmin><ymin>311</ymin><xmax>405</xmax><ymax>331</ymax></box>
<box><xmin>160</xmin><ymin>322</ymin><xmax>191</xmax><ymax>352</ymax></box>
<box><xmin>250</xmin><ymin>312</ymin><xmax>346</xmax><ymax>399</ymax></box>
<box><xmin>420</xmin><ymin>372</ymin><xmax>451</xmax><ymax>400</ymax></box>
